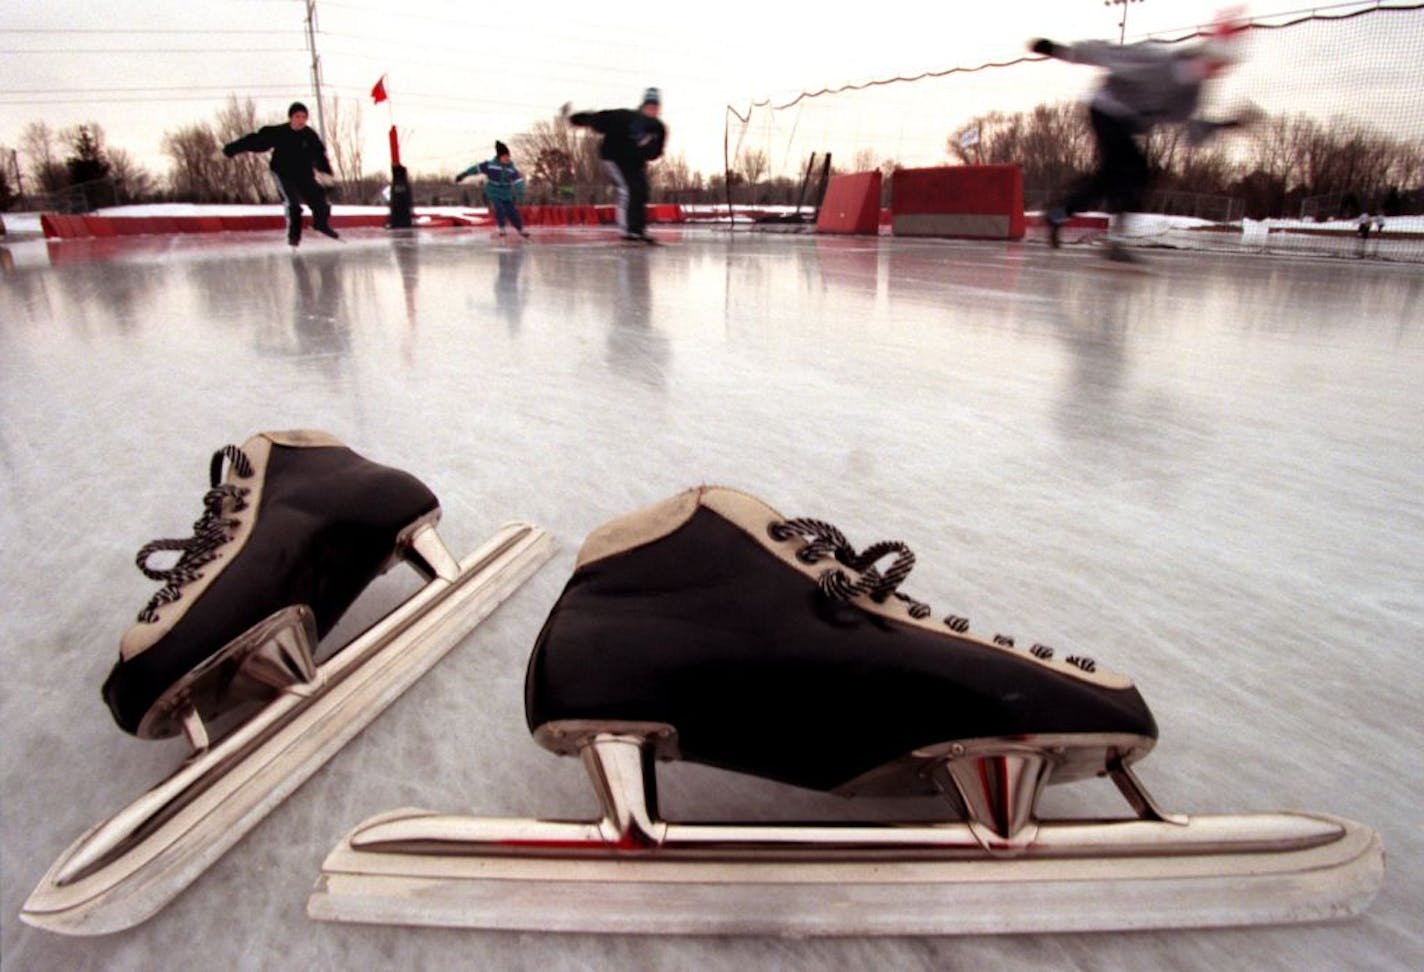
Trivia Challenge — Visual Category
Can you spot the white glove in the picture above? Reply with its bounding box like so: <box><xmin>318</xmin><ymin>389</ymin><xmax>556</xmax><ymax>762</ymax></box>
<box><xmin>559</xmin><ymin>101</ymin><xmax>572</xmax><ymax>119</ymax></box>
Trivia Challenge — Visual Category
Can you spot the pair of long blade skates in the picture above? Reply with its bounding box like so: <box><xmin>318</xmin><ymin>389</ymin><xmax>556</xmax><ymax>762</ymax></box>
<box><xmin>22</xmin><ymin>431</ymin><xmax>1383</xmax><ymax>937</ymax></box>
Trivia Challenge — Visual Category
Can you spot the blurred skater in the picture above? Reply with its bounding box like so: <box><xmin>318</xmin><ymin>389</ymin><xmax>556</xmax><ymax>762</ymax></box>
<box><xmin>1356</xmin><ymin>212</ymin><xmax>1385</xmax><ymax>257</ymax></box>
<box><xmin>456</xmin><ymin>141</ymin><xmax>529</xmax><ymax>239</ymax></box>
<box><xmin>562</xmin><ymin>88</ymin><xmax>666</xmax><ymax>243</ymax></box>
<box><xmin>1032</xmin><ymin>22</ymin><xmax>1255</xmax><ymax>264</ymax></box>
<box><xmin>224</xmin><ymin>102</ymin><xmax>339</xmax><ymax>247</ymax></box>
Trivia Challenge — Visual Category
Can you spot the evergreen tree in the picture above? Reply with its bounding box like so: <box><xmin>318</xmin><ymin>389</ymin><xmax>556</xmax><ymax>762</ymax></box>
<box><xmin>64</xmin><ymin>124</ymin><xmax>113</xmax><ymax>210</ymax></box>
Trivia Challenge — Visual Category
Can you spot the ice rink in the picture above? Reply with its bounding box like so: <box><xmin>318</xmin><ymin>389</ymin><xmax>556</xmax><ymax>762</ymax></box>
<box><xmin>2</xmin><ymin>225</ymin><xmax>1421</xmax><ymax>970</ymax></box>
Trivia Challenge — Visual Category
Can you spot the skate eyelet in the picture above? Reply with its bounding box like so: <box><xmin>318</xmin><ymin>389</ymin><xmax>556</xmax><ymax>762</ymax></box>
<box><xmin>766</xmin><ymin>522</ymin><xmax>792</xmax><ymax>542</ymax></box>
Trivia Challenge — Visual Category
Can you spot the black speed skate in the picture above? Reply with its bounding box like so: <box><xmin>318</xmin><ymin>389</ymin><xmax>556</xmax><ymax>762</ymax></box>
<box><xmin>311</xmin><ymin>487</ymin><xmax>1382</xmax><ymax>936</ymax></box>
<box><xmin>525</xmin><ymin>487</ymin><xmax>1156</xmax><ymax>795</ymax></box>
<box><xmin>103</xmin><ymin>430</ymin><xmax>439</xmax><ymax>736</ymax></box>
<box><xmin>24</xmin><ymin>431</ymin><xmax>555</xmax><ymax>936</ymax></box>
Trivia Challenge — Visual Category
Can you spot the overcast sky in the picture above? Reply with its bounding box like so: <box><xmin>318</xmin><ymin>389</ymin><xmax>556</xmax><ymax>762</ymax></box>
<box><xmin>2</xmin><ymin>1</ymin><xmax>1419</xmax><ymax>184</ymax></box>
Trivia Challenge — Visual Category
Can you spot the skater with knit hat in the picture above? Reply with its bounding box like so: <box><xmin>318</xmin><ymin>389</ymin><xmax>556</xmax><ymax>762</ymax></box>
<box><xmin>456</xmin><ymin>141</ymin><xmax>529</xmax><ymax>239</ymax></box>
<box><xmin>562</xmin><ymin>88</ymin><xmax>666</xmax><ymax>243</ymax></box>
<box><xmin>223</xmin><ymin>102</ymin><xmax>340</xmax><ymax>247</ymax></box>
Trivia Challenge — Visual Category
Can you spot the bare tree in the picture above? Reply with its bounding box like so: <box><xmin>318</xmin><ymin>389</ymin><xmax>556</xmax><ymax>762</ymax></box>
<box><xmin>737</xmin><ymin>147</ymin><xmax>769</xmax><ymax>186</ymax></box>
<box><xmin>20</xmin><ymin>121</ymin><xmax>68</xmax><ymax>193</ymax></box>
<box><xmin>322</xmin><ymin>94</ymin><xmax>365</xmax><ymax>191</ymax></box>
<box><xmin>213</xmin><ymin>96</ymin><xmax>271</xmax><ymax>203</ymax></box>
<box><xmin>107</xmin><ymin>147</ymin><xmax>159</xmax><ymax>204</ymax></box>
<box><xmin>651</xmin><ymin>151</ymin><xmax>701</xmax><ymax>196</ymax></box>
<box><xmin>514</xmin><ymin>116</ymin><xmax>603</xmax><ymax>202</ymax></box>
<box><xmin>947</xmin><ymin>103</ymin><xmax>1093</xmax><ymax>193</ymax></box>
<box><xmin>163</xmin><ymin>123</ymin><xmax>225</xmax><ymax>202</ymax></box>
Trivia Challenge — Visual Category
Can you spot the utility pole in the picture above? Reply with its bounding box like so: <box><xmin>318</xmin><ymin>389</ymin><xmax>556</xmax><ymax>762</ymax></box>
<box><xmin>303</xmin><ymin>0</ymin><xmax>327</xmax><ymax>133</ymax></box>
<box><xmin>1104</xmin><ymin>0</ymin><xmax>1146</xmax><ymax>44</ymax></box>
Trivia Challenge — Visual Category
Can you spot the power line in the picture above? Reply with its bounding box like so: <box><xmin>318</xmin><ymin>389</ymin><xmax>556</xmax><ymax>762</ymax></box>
<box><xmin>0</xmin><ymin>47</ymin><xmax>307</xmax><ymax>54</ymax></box>
<box><xmin>4</xmin><ymin>84</ymin><xmax>307</xmax><ymax>95</ymax></box>
<box><xmin>0</xmin><ymin>28</ymin><xmax>290</xmax><ymax>35</ymax></box>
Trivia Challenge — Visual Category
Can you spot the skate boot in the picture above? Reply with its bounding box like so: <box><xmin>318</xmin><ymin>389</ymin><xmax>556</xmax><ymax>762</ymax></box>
<box><xmin>102</xmin><ymin>430</ymin><xmax>439</xmax><ymax>736</ymax></box>
<box><xmin>315</xmin><ymin>224</ymin><xmax>340</xmax><ymax>240</ymax></box>
<box><xmin>525</xmin><ymin>486</ymin><xmax>1157</xmax><ymax>797</ymax></box>
<box><xmin>24</xmin><ymin>431</ymin><xmax>555</xmax><ymax>935</ymax></box>
<box><xmin>311</xmin><ymin>487</ymin><xmax>1381</xmax><ymax>936</ymax></box>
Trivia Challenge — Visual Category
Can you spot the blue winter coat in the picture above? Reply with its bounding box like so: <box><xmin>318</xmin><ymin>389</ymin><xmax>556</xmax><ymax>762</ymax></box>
<box><xmin>457</xmin><ymin>158</ymin><xmax>526</xmax><ymax>203</ymax></box>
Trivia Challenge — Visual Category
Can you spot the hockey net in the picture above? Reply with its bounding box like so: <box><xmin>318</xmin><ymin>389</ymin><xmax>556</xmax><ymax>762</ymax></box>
<box><xmin>725</xmin><ymin>2</ymin><xmax>1424</xmax><ymax>261</ymax></box>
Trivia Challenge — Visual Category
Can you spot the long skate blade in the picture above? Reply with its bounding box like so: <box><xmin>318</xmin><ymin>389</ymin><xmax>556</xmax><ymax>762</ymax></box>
<box><xmin>22</xmin><ymin>522</ymin><xmax>555</xmax><ymax>937</ymax></box>
<box><xmin>308</xmin><ymin>809</ymin><xmax>1382</xmax><ymax>935</ymax></box>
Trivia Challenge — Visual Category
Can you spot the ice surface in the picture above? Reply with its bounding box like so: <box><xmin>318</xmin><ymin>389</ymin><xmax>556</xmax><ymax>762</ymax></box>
<box><xmin>2</xmin><ymin>226</ymin><xmax>1421</xmax><ymax>969</ymax></box>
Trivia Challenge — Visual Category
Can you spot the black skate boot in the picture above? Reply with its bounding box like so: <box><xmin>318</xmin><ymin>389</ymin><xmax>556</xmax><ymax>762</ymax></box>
<box><xmin>309</xmin><ymin>486</ymin><xmax>1382</xmax><ymax>937</ymax></box>
<box><xmin>102</xmin><ymin>430</ymin><xmax>440</xmax><ymax>737</ymax></box>
<box><xmin>25</xmin><ymin>429</ymin><xmax>557</xmax><ymax>935</ymax></box>
<box><xmin>525</xmin><ymin>486</ymin><xmax>1156</xmax><ymax>798</ymax></box>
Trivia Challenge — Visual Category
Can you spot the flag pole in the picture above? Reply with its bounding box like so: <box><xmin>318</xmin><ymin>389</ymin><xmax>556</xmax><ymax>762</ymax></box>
<box><xmin>372</xmin><ymin>72</ymin><xmax>410</xmax><ymax>229</ymax></box>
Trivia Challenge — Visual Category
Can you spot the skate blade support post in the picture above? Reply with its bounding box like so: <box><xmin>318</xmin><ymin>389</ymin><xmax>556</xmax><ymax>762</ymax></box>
<box><xmin>22</xmin><ymin>520</ymin><xmax>555</xmax><ymax>936</ymax></box>
<box><xmin>309</xmin><ymin>726</ymin><xmax>1384</xmax><ymax>936</ymax></box>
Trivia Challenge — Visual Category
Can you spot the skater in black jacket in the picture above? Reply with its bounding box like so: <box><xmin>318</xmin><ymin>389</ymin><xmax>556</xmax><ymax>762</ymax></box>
<box><xmin>224</xmin><ymin>102</ymin><xmax>340</xmax><ymax>246</ymax></box>
<box><xmin>564</xmin><ymin>88</ymin><xmax>666</xmax><ymax>242</ymax></box>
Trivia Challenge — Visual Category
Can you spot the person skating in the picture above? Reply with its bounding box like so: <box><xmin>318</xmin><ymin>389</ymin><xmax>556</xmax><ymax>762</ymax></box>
<box><xmin>1031</xmin><ymin>26</ymin><xmax>1253</xmax><ymax>264</ymax></box>
<box><xmin>563</xmin><ymin>88</ymin><xmax>666</xmax><ymax>243</ymax></box>
<box><xmin>224</xmin><ymin>102</ymin><xmax>340</xmax><ymax>247</ymax></box>
<box><xmin>455</xmin><ymin>141</ymin><xmax>529</xmax><ymax>239</ymax></box>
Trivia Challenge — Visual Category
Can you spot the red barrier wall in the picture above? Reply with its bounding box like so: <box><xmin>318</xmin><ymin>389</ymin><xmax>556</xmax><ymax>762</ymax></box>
<box><xmin>40</xmin><ymin>206</ymin><xmax>674</xmax><ymax>239</ymax></box>
<box><xmin>816</xmin><ymin>171</ymin><xmax>882</xmax><ymax>235</ymax></box>
<box><xmin>891</xmin><ymin>165</ymin><xmax>1025</xmax><ymax>240</ymax></box>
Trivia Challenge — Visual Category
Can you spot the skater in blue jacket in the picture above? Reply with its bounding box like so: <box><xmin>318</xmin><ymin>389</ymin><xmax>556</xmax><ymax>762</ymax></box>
<box><xmin>456</xmin><ymin>141</ymin><xmax>529</xmax><ymax>238</ymax></box>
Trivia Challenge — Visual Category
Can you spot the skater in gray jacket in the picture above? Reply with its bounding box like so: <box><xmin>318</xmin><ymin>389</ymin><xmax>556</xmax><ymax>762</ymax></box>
<box><xmin>1033</xmin><ymin>26</ymin><xmax>1254</xmax><ymax>262</ymax></box>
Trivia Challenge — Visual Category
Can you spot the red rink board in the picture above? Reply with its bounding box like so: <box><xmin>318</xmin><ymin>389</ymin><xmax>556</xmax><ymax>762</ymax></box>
<box><xmin>816</xmin><ymin>171</ymin><xmax>882</xmax><ymax>235</ymax></box>
<box><xmin>891</xmin><ymin>165</ymin><xmax>1025</xmax><ymax>240</ymax></box>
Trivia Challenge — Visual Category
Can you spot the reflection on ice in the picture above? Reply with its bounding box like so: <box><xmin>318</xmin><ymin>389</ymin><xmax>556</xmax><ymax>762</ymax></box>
<box><xmin>1</xmin><ymin>228</ymin><xmax>1420</xmax><ymax>968</ymax></box>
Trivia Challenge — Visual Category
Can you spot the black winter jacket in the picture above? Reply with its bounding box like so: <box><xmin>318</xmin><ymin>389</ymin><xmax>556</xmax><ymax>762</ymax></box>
<box><xmin>223</xmin><ymin>124</ymin><xmax>333</xmax><ymax>179</ymax></box>
<box><xmin>568</xmin><ymin>109</ymin><xmax>666</xmax><ymax>167</ymax></box>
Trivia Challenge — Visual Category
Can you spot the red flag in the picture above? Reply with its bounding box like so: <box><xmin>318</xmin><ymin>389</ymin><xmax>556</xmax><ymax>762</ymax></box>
<box><xmin>371</xmin><ymin>75</ymin><xmax>388</xmax><ymax>105</ymax></box>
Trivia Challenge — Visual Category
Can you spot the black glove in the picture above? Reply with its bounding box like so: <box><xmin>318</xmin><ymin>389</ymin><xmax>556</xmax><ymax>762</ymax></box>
<box><xmin>1029</xmin><ymin>38</ymin><xmax>1060</xmax><ymax>58</ymax></box>
<box><xmin>222</xmin><ymin>144</ymin><xmax>237</xmax><ymax>158</ymax></box>
<box><xmin>454</xmin><ymin>174</ymin><xmax>465</xmax><ymax>183</ymax></box>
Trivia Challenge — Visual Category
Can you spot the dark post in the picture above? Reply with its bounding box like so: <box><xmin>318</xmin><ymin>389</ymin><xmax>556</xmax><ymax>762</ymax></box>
<box><xmin>388</xmin><ymin>165</ymin><xmax>413</xmax><ymax>229</ymax></box>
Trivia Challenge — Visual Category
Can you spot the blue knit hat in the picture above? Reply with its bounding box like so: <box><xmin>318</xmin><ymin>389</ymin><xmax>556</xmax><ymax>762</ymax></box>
<box><xmin>641</xmin><ymin>87</ymin><xmax>660</xmax><ymax>106</ymax></box>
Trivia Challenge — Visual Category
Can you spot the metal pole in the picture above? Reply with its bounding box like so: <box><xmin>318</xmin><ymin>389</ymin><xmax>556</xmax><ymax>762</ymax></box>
<box><xmin>304</xmin><ymin>0</ymin><xmax>327</xmax><ymax>133</ymax></box>
<box><xmin>1104</xmin><ymin>0</ymin><xmax>1145</xmax><ymax>45</ymax></box>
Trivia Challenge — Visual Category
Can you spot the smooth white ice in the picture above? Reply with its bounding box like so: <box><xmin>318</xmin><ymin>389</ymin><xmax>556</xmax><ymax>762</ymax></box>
<box><xmin>2</xmin><ymin>227</ymin><xmax>1421</xmax><ymax>969</ymax></box>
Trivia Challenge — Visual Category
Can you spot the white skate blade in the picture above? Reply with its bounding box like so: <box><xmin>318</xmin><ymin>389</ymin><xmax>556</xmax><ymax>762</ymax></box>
<box><xmin>307</xmin><ymin>809</ymin><xmax>1382</xmax><ymax>936</ymax></box>
<box><xmin>22</xmin><ymin>522</ymin><xmax>556</xmax><ymax>937</ymax></box>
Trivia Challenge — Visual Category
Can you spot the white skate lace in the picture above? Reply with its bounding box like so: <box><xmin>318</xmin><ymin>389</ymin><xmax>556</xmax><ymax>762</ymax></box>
<box><xmin>767</xmin><ymin>517</ymin><xmax>1098</xmax><ymax>673</ymax></box>
<box><xmin>134</xmin><ymin>445</ymin><xmax>254</xmax><ymax>623</ymax></box>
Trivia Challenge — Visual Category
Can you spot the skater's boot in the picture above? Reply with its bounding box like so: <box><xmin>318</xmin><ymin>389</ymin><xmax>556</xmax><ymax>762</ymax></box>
<box><xmin>526</xmin><ymin>487</ymin><xmax>1157</xmax><ymax>798</ymax></box>
<box><xmin>102</xmin><ymin>431</ymin><xmax>441</xmax><ymax>738</ymax></box>
<box><xmin>316</xmin><ymin>224</ymin><xmax>340</xmax><ymax>240</ymax></box>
